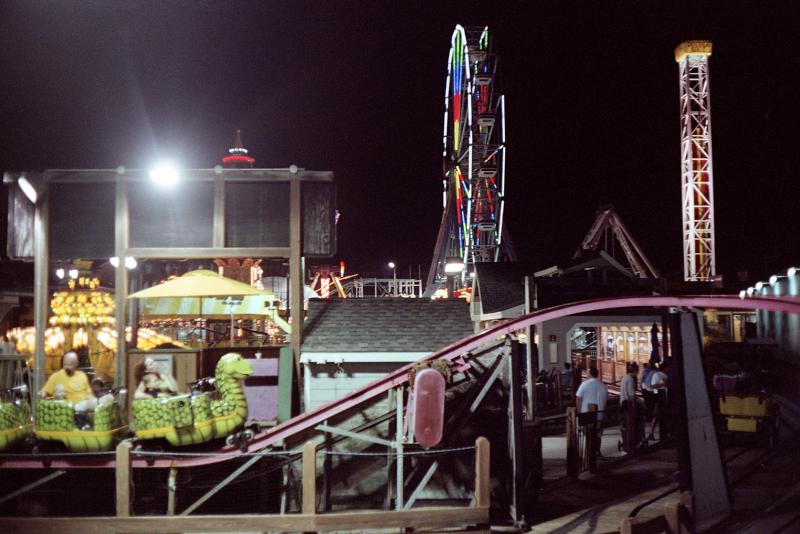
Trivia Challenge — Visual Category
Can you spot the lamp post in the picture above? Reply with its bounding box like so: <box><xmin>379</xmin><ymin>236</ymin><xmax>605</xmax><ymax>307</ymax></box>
<box><xmin>388</xmin><ymin>262</ymin><xmax>396</xmax><ymax>296</ymax></box>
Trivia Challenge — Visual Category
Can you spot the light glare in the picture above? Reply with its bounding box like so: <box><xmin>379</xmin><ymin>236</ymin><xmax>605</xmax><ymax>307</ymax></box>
<box><xmin>149</xmin><ymin>162</ymin><xmax>180</xmax><ymax>186</ymax></box>
<box><xmin>444</xmin><ymin>259</ymin><xmax>465</xmax><ymax>274</ymax></box>
<box><xmin>18</xmin><ymin>177</ymin><xmax>38</xmax><ymax>203</ymax></box>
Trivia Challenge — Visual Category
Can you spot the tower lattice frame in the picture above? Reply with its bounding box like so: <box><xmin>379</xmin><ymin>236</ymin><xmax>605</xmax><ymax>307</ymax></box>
<box><xmin>676</xmin><ymin>40</ymin><xmax>716</xmax><ymax>282</ymax></box>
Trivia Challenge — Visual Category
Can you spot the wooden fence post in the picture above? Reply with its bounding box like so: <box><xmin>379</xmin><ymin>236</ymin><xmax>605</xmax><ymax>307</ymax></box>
<box><xmin>474</xmin><ymin>436</ymin><xmax>490</xmax><ymax>508</ymax></box>
<box><xmin>302</xmin><ymin>440</ymin><xmax>316</xmax><ymax>515</ymax></box>
<box><xmin>619</xmin><ymin>516</ymin><xmax>637</xmax><ymax>534</ymax></box>
<box><xmin>116</xmin><ymin>439</ymin><xmax>132</xmax><ymax>517</ymax></box>
<box><xmin>566</xmin><ymin>407</ymin><xmax>578</xmax><ymax>477</ymax></box>
<box><xmin>665</xmin><ymin>490</ymin><xmax>694</xmax><ymax>534</ymax></box>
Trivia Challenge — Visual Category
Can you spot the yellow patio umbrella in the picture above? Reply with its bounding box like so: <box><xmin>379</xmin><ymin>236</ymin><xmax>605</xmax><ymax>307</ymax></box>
<box><xmin>128</xmin><ymin>270</ymin><xmax>275</xmax><ymax>342</ymax></box>
<box><xmin>128</xmin><ymin>270</ymin><xmax>268</xmax><ymax>299</ymax></box>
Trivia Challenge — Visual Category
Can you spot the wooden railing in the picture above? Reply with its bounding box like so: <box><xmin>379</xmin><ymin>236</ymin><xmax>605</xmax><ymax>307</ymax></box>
<box><xmin>2</xmin><ymin>437</ymin><xmax>491</xmax><ymax>534</ymax></box>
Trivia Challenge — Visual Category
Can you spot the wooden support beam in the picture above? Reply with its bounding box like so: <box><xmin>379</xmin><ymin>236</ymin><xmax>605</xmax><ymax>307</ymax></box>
<box><xmin>115</xmin><ymin>440</ymin><xmax>132</xmax><ymax>517</ymax></box>
<box><xmin>315</xmin><ymin>424</ymin><xmax>394</xmax><ymax>448</ymax></box>
<box><xmin>507</xmin><ymin>339</ymin><xmax>526</xmax><ymax>525</ymax></box>
<box><xmin>302</xmin><ymin>440</ymin><xmax>316</xmax><ymax>515</ymax></box>
<box><xmin>0</xmin><ymin>470</ymin><xmax>65</xmax><ymax>507</ymax></box>
<box><xmin>395</xmin><ymin>386</ymin><xmax>404</xmax><ymax>511</ymax></box>
<box><xmin>0</xmin><ymin>507</ymin><xmax>489</xmax><ymax>534</ymax></box>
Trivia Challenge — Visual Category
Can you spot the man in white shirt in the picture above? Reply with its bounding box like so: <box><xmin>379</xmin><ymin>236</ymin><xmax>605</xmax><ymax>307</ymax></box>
<box><xmin>576</xmin><ymin>367</ymin><xmax>608</xmax><ymax>453</ymax></box>
<box><xmin>576</xmin><ymin>367</ymin><xmax>608</xmax><ymax>416</ymax></box>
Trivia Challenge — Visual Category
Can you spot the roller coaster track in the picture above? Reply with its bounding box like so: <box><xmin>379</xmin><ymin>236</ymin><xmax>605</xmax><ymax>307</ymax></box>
<box><xmin>2</xmin><ymin>294</ymin><xmax>799</xmax><ymax>470</ymax></box>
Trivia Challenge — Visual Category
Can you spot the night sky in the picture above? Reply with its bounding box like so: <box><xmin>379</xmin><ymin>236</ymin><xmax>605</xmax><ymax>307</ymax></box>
<box><xmin>1</xmin><ymin>2</ymin><xmax>799</xmax><ymax>283</ymax></box>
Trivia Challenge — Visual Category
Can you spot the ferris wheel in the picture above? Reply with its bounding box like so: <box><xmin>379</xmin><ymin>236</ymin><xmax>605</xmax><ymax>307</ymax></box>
<box><xmin>426</xmin><ymin>25</ymin><xmax>513</xmax><ymax>293</ymax></box>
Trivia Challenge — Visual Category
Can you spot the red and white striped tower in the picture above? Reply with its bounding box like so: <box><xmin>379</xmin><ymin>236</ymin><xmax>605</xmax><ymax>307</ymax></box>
<box><xmin>675</xmin><ymin>41</ymin><xmax>716</xmax><ymax>281</ymax></box>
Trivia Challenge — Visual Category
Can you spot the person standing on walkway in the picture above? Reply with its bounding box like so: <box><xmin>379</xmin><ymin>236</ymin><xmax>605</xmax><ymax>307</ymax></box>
<box><xmin>620</xmin><ymin>362</ymin><xmax>638</xmax><ymax>408</ymax></box>
<box><xmin>576</xmin><ymin>367</ymin><xmax>608</xmax><ymax>451</ymax></box>
<box><xmin>648</xmin><ymin>363</ymin><xmax>668</xmax><ymax>440</ymax></box>
<box><xmin>620</xmin><ymin>362</ymin><xmax>642</xmax><ymax>451</ymax></box>
<box><xmin>640</xmin><ymin>362</ymin><xmax>655</xmax><ymax>420</ymax></box>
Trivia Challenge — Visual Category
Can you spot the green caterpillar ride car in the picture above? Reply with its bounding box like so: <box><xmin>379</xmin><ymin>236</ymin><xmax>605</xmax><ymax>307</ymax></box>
<box><xmin>133</xmin><ymin>352</ymin><xmax>253</xmax><ymax>446</ymax></box>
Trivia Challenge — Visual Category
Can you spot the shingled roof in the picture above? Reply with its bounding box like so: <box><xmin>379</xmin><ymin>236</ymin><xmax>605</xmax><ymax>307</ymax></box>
<box><xmin>301</xmin><ymin>298</ymin><xmax>473</xmax><ymax>352</ymax></box>
<box><xmin>474</xmin><ymin>262</ymin><xmax>540</xmax><ymax>315</ymax></box>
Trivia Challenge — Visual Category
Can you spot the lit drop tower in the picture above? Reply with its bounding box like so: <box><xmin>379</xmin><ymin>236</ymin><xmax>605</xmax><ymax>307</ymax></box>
<box><xmin>675</xmin><ymin>40</ymin><xmax>716</xmax><ymax>282</ymax></box>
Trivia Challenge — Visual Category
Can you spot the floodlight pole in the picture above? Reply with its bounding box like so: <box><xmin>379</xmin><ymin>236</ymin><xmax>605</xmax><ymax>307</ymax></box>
<box><xmin>290</xmin><ymin>177</ymin><xmax>305</xmax><ymax>403</ymax></box>
<box><xmin>114</xmin><ymin>178</ymin><xmax>129</xmax><ymax>387</ymax></box>
<box><xmin>32</xmin><ymin>191</ymin><xmax>49</xmax><ymax>409</ymax></box>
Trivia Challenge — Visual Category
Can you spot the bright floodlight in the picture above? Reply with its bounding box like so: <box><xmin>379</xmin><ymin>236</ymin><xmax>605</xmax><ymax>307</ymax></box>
<box><xmin>109</xmin><ymin>256</ymin><xmax>120</xmax><ymax>268</ymax></box>
<box><xmin>149</xmin><ymin>162</ymin><xmax>180</xmax><ymax>186</ymax></box>
<box><xmin>55</xmin><ymin>267</ymin><xmax>65</xmax><ymax>280</ymax></box>
<box><xmin>746</xmin><ymin>287</ymin><xmax>755</xmax><ymax>297</ymax></box>
<box><xmin>738</xmin><ymin>290</ymin><xmax>746</xmax><ymax>299</ymax></box>
<box><xmin>444</xmin><ymin>257</ymin><xmax>465</xmax><ymax>274</ymax></box>
<box><xmin>18</xmin><ymin>176</ymin><xmax>38</xmax><ymax>203</ymax></box>
<box><xmin>755</xmin><ymin>281</ymin><xmax>764</xmax><ymax>291</ymax></box>
<box><xmin>68</xmin><ymin>268</ymin><xmax>79</xmax><ymax>280</ymax></box>
<box><xmin>388</xmin><ymin>262</ymin><xmax>396</xmax><ymax>269</ymax></box>
<box><xmin>789</xmin><ymin>267</ymin><xmax>798</xmax><ymax>277</ymax></box>
<box><xmin>769</xmin><ymin>275</ymin><xmax>779</xmax><ymax>286</ymax></box>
